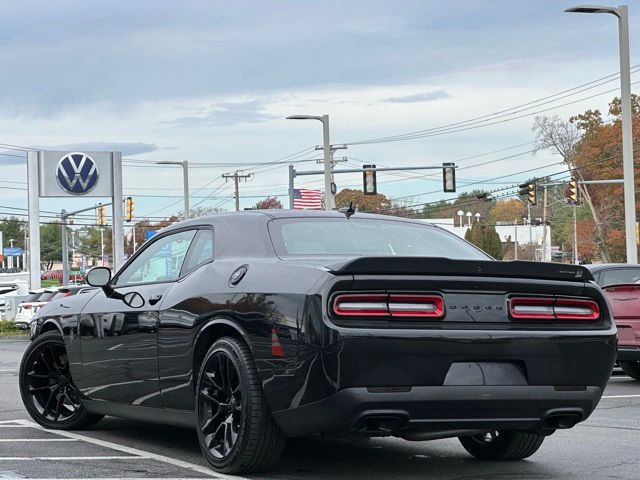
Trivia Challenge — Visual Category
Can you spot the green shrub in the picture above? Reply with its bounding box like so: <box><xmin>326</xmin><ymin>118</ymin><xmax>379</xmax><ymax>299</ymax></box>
<box><xmin>0</xmin><ymin>321</ymin><xmax>27</xmax><ymax>335</ymax></box>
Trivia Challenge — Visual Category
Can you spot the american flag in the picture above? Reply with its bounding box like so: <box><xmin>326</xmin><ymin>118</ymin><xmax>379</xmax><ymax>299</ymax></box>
<box><xmin>293</xmin><ymin>188</ymin><xmax>322</xmax><ymax>209</ymax></box>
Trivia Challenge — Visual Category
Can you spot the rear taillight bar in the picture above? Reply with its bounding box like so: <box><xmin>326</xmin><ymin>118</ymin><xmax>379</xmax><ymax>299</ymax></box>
<box><xmin>509</xmin><ymin>297</ymin><xmax>600</xmax><ymax>321</ymax></box>
<box><xmin>332</xmin><ymin>293</ymin><xmax>444</xmax><ymax>319</ymax></box>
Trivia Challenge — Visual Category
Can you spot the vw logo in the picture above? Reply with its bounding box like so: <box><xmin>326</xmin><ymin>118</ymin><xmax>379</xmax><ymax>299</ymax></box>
<box><xmin>56</xmin><ymin>153</ymin><xmax>99</xmax><ymax>195</ymax></box>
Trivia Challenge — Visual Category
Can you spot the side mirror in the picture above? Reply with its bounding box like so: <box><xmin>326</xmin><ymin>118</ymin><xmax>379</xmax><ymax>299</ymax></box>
<box><xmin>123</xmin><ymin>292</ymin><xmax>145</xmax><ymax>308</ymax></box>
<box><xmin>85</xmin><ymin>267</ymin><xmax>112</xmax><ymax>287</ymax></box>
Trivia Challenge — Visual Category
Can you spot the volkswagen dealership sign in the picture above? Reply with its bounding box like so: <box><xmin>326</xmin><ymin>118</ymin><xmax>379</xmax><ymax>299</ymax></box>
<box><xmin>56</xmin><ymin>152</ymin><xmax>99</xmax><ymax>195</ymax></box>
<box><xmin>27</xmin><ymin>149</ymin><xmax>124</xmax><ymax>290</ymax></box>
<box><xmin>39</xmin><ymin>151</ymin><xmax>113</xmax><ymax>197</ymax></box>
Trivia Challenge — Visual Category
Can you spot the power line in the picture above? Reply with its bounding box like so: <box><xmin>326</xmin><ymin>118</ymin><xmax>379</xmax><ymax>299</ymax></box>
<box><xmin>342</xmin><ymin>66</ymin><xmax>640</xmax><ymax>145</ymax></box>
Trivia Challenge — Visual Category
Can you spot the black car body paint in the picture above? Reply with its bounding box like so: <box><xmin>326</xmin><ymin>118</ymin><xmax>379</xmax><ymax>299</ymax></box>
<box><xmin>30</xmin><ymin>211</ymin><xmax>617</xmax><ymax>438</ymax></box>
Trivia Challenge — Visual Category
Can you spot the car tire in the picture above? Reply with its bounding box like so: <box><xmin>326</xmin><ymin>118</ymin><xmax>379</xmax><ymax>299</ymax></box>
<box><xmin>619</xmin><ymin>361</ymin><xmax>640</xmax><ymax>380</ymax></box>
<box><xmin>459</xmin><ymin>430</ymin><xmax>545</xmax><ymax>460</ymax></box>
<box><xmin>19</xmin><ymin>331</ymin><xmax>104</xmax><ymax>430</ymax></box>
<box><xmin>195</xmin><ymin>336</ymin><xmax>286</xmax><ymax>474</ymax></box>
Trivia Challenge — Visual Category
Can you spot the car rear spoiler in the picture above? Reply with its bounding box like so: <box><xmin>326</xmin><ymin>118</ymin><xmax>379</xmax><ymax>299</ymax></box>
<box><xmin>329</xmin><ymin>257</ymin><xmax>594</xmax><ymax>282</ymax></box>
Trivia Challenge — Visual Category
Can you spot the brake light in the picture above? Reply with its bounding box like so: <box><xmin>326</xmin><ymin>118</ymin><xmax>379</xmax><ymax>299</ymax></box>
<box><xmin>332</xmin><ymin>293</ymin><xmax>444</xmax><ymax>319</ymax></box>
<box><xmin>509</xmin><ymin>297</ymin><xmax>599</xmax><ymax>321</ymax></box>
<box><xmin>333</xmin><ymin>294</ymin><xmax>389</xmax><ymax>316</ymax></box>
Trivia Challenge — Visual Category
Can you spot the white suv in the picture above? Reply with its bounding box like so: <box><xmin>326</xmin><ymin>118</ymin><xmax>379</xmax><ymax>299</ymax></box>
<box><xmin>14</xmin><ymin>289</ymin><xmax>57</xmax><ymax>329</ymax></box>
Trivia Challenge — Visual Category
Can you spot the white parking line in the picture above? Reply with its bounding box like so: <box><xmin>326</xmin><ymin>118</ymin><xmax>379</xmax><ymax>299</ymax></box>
<box><xmin>0</xmin><ymin>438</ymin><xmax>77</xmax><ymax>442</ymax></box>
<box><xmin>13</xmin><ymin>419</ymin><xmax>249</xmax><ymax>480</ymax></box>
<box><xmin>602</xmin><ymin>394</ymin><xmax>640</xmax><ymax>399</ymax></box>
<box><xmin>0</xmin><ymin>456</ymin><xmax>142</xmax><ymax>461</ymax></box>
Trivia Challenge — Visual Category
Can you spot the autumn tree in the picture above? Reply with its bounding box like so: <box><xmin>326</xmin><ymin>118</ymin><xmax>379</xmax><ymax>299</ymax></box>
<box><xmin>254</xmin><ymin>196</ymin><xmax>283</xmax><ymax>209</ymax></box>
<box><xmin>335</xmin><ymin>189</ymin><xmax>392</xmax><ymax>213</ymax></box>
<box><xmin>532</xmin><ymin>114</ymin><xmax>609</xmax><ymax>261</ymax></box>
<box><xmin>421</xmin><ymin>190</ymin><xmax>494</xmax><ymax>221</ymax></box>
<box><xmin>566</xmin><ymin>94</ymin><xmax>640</xmax><ymax>262</ymax></box>
<box><xmin>488</xmin><ymin>199</ymin><xmax>526</xmax><ymax>223</ymax></box>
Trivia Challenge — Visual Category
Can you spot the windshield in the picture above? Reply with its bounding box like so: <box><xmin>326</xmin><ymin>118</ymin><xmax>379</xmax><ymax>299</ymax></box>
<box><xmin>269</xmin><ymin>218</ymin><xmax>490</xmax><ymax>260</ymax></box>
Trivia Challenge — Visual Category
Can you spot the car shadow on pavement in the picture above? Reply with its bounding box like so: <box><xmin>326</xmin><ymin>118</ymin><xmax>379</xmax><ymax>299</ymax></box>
<box><xmin>82</xmin><ymin>417</ymin><xmax>560</xmax><ymax>480</ymax></box>
<box><xmin>264</xmin><ymin>435</ymin><xmax>559</xmax><ymax>480</ymax></box>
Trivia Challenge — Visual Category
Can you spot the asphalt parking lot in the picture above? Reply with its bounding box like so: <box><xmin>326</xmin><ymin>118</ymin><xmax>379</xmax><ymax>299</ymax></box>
<box><xmin>1</xmin><ymin>337</ymin><xmax>639</xmax><ymax>480</ymax></box>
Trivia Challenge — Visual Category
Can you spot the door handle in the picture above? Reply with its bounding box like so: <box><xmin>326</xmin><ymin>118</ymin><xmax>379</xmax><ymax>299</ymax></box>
<box><xmin>148</xmin><ymin>294</ymin><xmax>163</xmax><ymax>306</ymax></box>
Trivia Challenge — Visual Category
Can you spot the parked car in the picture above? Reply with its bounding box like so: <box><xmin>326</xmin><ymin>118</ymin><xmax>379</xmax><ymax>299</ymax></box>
<box><xmin>14</xmin><ymin>289</ymin><xmax>57</xmax><ymax>329</ymax></box>
<box><xmin>0</xmin><ymin>281</ymin><xmax>29</xmax><ymax>320</ymax></box>
<box><xmin>22</xmin><ymin>211</ymin><xmax>616</xmax><ymax>474</ymax></box>
<box><xmin>600</xmin><ymin>284</ymin><xmax>640</xmax><ymax>380</ymax></box>
<box><xmin>586</xmin><ymin>263</ymin><xmax>640</xmax><ymax>288</ymax></box>
<box><xmin>40</xmin><ymin>270</ymin><xmax>85</xmax><ymax>284</ymax></box>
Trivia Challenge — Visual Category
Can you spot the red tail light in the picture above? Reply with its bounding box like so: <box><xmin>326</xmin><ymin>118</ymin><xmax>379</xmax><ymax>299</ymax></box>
<box><xmin>509</xmin><ymin>297</ymin><xmax>599</xmax><ymax>321</ymax></box>
<box><xmin>332</xmin><ymin>293</ymin><xmax>444</xmax><ymax>319</ymax></box>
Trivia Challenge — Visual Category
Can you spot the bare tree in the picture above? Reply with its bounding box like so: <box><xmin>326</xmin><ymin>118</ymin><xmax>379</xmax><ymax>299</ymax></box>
<box><xmin>532</xmin><ymin>115</ymin><xmax>610</xmax><ymax>262</ymax></box>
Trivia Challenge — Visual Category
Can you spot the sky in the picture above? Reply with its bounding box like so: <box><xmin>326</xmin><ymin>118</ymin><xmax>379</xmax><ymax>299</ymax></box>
<box><xmin>0</xmin><ymin>0</ymin><xmax>638</xmax><ymax>224</ymax></box>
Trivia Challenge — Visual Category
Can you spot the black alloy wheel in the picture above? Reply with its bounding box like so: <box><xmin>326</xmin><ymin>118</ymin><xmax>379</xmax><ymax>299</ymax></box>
<box><xmin>459</xmin><ymin>430</ymin><xmax>545</xmax><ymax>460</ymax></box>
<box><xmin>199</xmin><ymin>350</ymin><xmax>243</xmax><ymax>458</ymax></box>
<box><xmin>19</xmin><ymin>331</ymin><xmax>103</xmax><ymax>429</ymax></box>
<box><xmin>196</xmin><ymin>336</ymin><xmax>286</xmax><ymax>474</ymax></box>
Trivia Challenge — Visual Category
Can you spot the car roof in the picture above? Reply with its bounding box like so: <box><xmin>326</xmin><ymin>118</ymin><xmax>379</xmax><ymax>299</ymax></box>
<box><xmin>162</xmin><ymin>209</ymin><xmax>439</xmax><ymax>232</ymax></box>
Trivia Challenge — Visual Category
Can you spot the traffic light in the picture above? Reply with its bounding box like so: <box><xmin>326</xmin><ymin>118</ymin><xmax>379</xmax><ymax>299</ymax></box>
<box><xmin>518</xmin><ymin>181</ymin><xmax>537</xmax><ymax>205</ymax></box>
<box><xmin>362</xmin><ymin>165</ymin><xmax>377</xmax><ymax>195</ymax></box>
<box><xmin>567</xmin><ymin>179</ymin><xmax>579</xmax><ymax>204</ymax></box>
<box><xmin>125</xmin><ymin>196</ymin><xmax>134</xmax><ymax>222</ymax></box>
<box><xmin>96</xmin><ymin>205</ymin><xmax>106</xmax><ymax>225</ymax></box>
<box><xmin>442</xmin><ymin>163</ymin><xmax>456</xmax><ymax>193</ymax></box>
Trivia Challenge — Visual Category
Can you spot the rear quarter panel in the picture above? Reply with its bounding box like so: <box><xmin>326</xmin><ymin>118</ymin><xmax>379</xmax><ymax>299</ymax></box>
<box><xmin>156</xmin><ymin>258</ymin><xmax>329</xmax><ymax>411</ymax></box>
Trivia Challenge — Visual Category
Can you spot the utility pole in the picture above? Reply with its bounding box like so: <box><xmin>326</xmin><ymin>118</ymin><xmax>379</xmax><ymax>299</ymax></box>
<box><xmin>542</xmin><ymin>186</ymin><xmax>549</xmax><ymax>262</ymax></box>
<box><xmin>101</xmin><ymin>228</ymin><xmax>105</xmax><ymax>267</ymax></box>
<box><xmin>573</xmin><ymin>203</ymin><xmax>579</xmax><ymax>265</ymax></box>
<box><xmin>315</xmin><ymin>144</ymin><xmax>347</xmax><ymax>208</ymax></box>
<box><xmin>222</xmin><ymin>171</ymin><xmax>253</xmax><ymax>211</ymax></box>
<box><xmin>61</xmin><ymin>210</ymin><xmax>69</xmax><ymax>284</ymax></box>
<box><xmin>514</xmin><ymin>220</ymin><xmax>518</xmax><ymax>260</ymax></box>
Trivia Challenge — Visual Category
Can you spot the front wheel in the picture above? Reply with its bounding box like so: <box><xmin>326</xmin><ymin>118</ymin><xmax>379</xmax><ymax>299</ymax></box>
<box><xmin>19</xmin><ymin>331</ymin><xmax>103</xmax><ymax>430</ymax></box>
<box><xmin>619</xmin><ymin>361</ymin><xmax>640</xmax><ymax>380</ymax></box>
<box><xmin>459</xmin><ymin>431</ymin><xmax>545</xmax><ymax>460</ymax></box>
<box><xmin>195</xmin><ymin>336</ymin><xmax>286</xmax><ymax>474</ymax></box>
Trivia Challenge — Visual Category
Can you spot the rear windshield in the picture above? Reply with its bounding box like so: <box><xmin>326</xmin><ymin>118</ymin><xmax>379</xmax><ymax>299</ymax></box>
<box><xmin>37</xmin><ymin>291</ymin><xmax>57</xmax><ymax>302</ymax></box>
<box><xmin>51</xmin><ymin>290</ymin><xmax>69</xmax><ymax>300</ymax></box>
<box><xmin>23</xmin><ymin>292</ymin><xmax>42</xmax><ymax>303</ymax></box>
<box><xmin>269</xmin><ymin>218</ymin><xmax>490</xmax><ymax>260</ymax></box>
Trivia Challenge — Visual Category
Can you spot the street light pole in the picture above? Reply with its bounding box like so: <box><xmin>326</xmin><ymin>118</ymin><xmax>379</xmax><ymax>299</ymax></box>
<box><xmin>286</xmin><ymin>114</ymin><xmax>334</xmax><ymax>211</ymax></box>
<box><xmin>155</xmin><ymin>161</ymin><xmax>190</xmax><ymax>219</ymax></box>
<box><xmin>566</xmin><ymin>4</ymin><xmax>637</xmax><ymax>263</ymax></box>
<box><xmin>8</xmin><ymin>239</ymin><xmax>14</xmax><ymax>270</ymax></box>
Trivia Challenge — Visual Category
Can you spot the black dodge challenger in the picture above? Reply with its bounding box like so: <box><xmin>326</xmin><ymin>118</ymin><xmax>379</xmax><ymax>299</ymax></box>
<box><xmin>20</xmin><ymin>210</ymin><xmax>617</xmax><ymax>473</ymax></box>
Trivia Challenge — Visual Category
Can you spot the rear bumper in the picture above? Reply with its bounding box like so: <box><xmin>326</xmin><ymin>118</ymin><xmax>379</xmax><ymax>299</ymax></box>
<box><xmin>617</xmin><ymin>347</ymin><xmax>640</xmax><ymax>361</ymax></box>
<box><xmin>273</xmin><ymin>385</ymin><xmax>603</xmax><ymax>437</ymax></box>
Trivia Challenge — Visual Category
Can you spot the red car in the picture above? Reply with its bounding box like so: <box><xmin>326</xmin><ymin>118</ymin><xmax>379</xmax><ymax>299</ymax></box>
<box><xmin>602</xmin><ymin>284</ymin><xmax>640</xmax><ymax>380</ymax></box>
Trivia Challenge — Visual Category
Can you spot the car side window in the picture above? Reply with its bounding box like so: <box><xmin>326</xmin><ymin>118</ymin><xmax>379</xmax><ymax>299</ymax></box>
<box><xmin>600</xmin><ymin>268</ymin><xmax>640</xmax><ymax>287</ymax></box>
<box><xmin>181</xmin><ymin>229</ymin><xmax>214</xmax><ymax>274</ymax></box>
<box><xmin>114</xmin><ymin>230</ymin><xmax>197</xmax><ymax>286</ymax></box>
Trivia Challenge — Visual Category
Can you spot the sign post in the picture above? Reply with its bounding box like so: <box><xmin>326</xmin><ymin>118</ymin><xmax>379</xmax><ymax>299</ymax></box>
<box><xmin>27</xmin><ymin>150</ymin><xmax>123</xmax><ymax>290</ymax></box>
